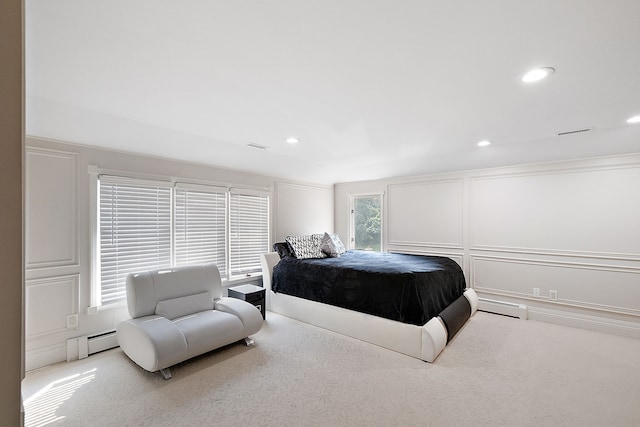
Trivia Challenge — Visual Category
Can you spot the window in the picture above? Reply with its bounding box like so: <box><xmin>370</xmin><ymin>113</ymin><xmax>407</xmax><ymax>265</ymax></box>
<box><xmin>350</xmin><ymin>194</ymin><xmax>382</xmax><ymax>251</ymax></box>
<box><xmin>174</xmin><ymin>185</ymin><xmax>227</xmax><ymax>276</ymax></box>
<box><xmin>98</xmin><ymin>177</ymin><xmax>172</xmax><ymax>305</ymax></box>
<box><xmin>229</xmin><ymin>191</ymin><xmax>270</xmax><ymax>276</ymax></box>
<box><xmin>94</xmin><ymin>174</ymin><xmax>269</xmax><ymax>308</ymax></box>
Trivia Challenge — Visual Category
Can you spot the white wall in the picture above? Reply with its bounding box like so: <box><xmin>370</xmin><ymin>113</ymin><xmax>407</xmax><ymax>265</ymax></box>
<box><xmin>24</xmin><ymin>137</ymin><xmax>332</xmax><ymax>370</ymax></box>
<box><xmin>274</xmin><ymin>182</ymin><xmax>334</xmax><ymax>242</ymax></box>
<box><xmin>335</xmin><ymin>154</ymin><xmax>640</xmax><ymax>338</ymax></box>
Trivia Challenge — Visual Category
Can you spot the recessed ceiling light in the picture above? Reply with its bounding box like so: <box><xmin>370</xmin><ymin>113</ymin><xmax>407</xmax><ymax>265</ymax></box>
<box><xmin>627</xmin><ymin>115</ymin><xmax>640</xmax><ymax>124</ymax></box>
<box><xmin>285</xmin><ymin>137</ymin><xmax>299</xmax><ymax>144</ymax></box>
<box><xmin>521</xmin><ymin>67</ymin><xmax>555</xmax><ymax>83</ymax></box>
<box><xmin>477</xmin><ymin>140</ymin><xmax>491</xmax><ymax>147</ymax></box>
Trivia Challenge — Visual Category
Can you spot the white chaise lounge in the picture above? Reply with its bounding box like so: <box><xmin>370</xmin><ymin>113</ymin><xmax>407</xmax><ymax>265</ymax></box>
<box><xmin>117</xmin><ymin>264</ymin><xmax>263</xmax><ymax>379</ymax></box>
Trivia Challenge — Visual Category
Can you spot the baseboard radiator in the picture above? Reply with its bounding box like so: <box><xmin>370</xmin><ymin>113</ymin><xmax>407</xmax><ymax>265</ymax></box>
<box><xmin>478</xmin><ymin>298</ymin><xmax>528</xmax><ymax>320</ymax></box>
<box><xmin>67</xmin><ymin>330</ymin><xmax>118</xmax><ymax>361</ymax></box>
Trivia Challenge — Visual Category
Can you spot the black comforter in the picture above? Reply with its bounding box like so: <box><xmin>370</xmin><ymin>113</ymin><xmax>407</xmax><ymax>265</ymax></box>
<box><xmin>271</xmin><ymin>251</ymin><xmax>466</xmax><ymax>326</ymax></box>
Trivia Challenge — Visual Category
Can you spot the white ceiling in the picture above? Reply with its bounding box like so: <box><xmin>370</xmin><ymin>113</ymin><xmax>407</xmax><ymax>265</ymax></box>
<box><xmin>26</xmin><ymin>1</ymin><xmax>640</xmax><ymax>184</ymax></box>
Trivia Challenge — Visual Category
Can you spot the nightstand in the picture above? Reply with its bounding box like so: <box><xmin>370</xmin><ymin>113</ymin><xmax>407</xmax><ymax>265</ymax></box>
<box><xmin>227</xmin><ymin>284</ymin><xmax>266</xmax><ymax>320</ymax></box>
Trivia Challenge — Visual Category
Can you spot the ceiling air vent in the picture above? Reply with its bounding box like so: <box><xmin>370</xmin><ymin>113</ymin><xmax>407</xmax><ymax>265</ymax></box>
<box><xmin>248</xmin><ymin>143</ymin><xmax>268</xmax><ymax>150</ymax></box>
<box><xmin>556</xmin><ymin>127</ymin><xmax>594</xmax><ymax>136</ymax></box>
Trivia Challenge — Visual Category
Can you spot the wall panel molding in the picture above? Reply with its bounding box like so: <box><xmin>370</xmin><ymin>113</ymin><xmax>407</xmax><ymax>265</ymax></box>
<box><xmin>469</xmin><ymin>162</ymin><xmax>640</xmax><ymax>257</ymax></box>
<box><xmin>25</xmin><ymin>274</ymin><xmax>80</xmax><ymax>339</ymax></box>
<box><xmin>470</xmin><ymin>245</ymin><xmax>640</xmax><ymax>262</ymax></box>
<box><xmin>388</xmin><ymin>241</ymin><xmax>464</xmax><ymax>250</ymax></box>
<box><xmin>471</xmin><ymin>255</ymin><xmax>640</xmax><ymax>317</ymax></box>
<box><xmin>26</xmin><ymin>147</ymin><xmax>79</xmax><ymax>270</ymax></box>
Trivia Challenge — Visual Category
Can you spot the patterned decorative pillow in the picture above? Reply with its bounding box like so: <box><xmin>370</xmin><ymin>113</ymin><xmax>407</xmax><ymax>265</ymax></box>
<box><xmin>321</xmin><ymin>232</ymin><xmax>347</xmax><ymax>257</ymax></box>
<box><xmin>286</xmin><ymin>234</ymin><xmax>327</xmax><ymax>259</ymax></box>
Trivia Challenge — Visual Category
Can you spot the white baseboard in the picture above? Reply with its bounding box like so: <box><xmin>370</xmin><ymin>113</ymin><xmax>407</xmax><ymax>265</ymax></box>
<box><xmin>527</xmin><ymin>306</ymin><xmax>640</xmax><ymax>340</ymax></box>
<box><xmin>477</xmin><ymin>293</ymin><xmax>640</xmax><ymax>339</ymax></box>
<box><xmin>27</xmin><ymin>332</ymin><xmax>120</xmax><ymax>371</ymax></box>
<box><xmin>26</xmin><ymin>343</ymin><xmax>67</xmax><ymax>371</ymax></box>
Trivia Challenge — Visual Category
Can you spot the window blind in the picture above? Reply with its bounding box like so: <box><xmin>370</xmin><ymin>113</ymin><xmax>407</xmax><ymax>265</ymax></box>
<box><xmin>229</xmin><ymin>192</ymin><xmax>269</xmax><ymax>276</ymax></box>
<box><xmin>174</xmin><ymin>186</ymin><xmax>227</xmax><ymax>277</ymax></box>
<box><xmin>99</xmin><ymin>177</ymin><xmax>172</xmax><ymax>305</ymax></box>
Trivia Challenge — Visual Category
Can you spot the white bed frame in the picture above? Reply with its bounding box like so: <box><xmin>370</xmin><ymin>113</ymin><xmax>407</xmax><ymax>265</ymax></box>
<box><xmin>261</xmin><ymin>252</ymin><xmax>479</xmax><ymax>362</ymax></box>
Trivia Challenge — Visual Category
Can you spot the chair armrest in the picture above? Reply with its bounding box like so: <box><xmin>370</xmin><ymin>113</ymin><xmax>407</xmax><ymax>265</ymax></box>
<box><xmin>117</xmin><ymin>315</ymin><xmax>188</xmax><ymax>372</ymax></box>
<box><xmin>215</xmin><ymin>297</ymin><xmax>263</xmax><ymax>336</ymax></box>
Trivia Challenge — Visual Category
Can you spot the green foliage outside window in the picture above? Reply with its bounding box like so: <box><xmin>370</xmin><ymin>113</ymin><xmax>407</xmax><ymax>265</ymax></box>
<box><xmin>354</xmin><ymin>196</ymin><xmax>381</xmax><ymax>251</ymax></box>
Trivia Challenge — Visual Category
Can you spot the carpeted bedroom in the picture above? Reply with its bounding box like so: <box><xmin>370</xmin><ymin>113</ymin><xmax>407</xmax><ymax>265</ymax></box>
<box><xmin>23</xmin><ymin>311</ymin><xmax>640</xmax><ymax>426</ymax></box>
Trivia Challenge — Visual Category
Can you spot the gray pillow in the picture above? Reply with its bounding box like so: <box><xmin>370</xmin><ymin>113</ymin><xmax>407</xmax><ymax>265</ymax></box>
<box><xmin>320</xmin><ymin>232</ymin><xmax>347</xmax><ymax>257</ymax></box>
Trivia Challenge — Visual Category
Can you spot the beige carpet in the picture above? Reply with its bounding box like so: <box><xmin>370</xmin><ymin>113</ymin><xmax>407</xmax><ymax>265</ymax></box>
<box><xmin>23</xmin><ymin>311</ymin><xmax>640</xmax><ymax>427</ymax></box>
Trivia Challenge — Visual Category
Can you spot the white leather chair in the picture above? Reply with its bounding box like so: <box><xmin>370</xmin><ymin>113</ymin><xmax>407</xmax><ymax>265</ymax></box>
<box><xmin>116</xmin><ymin>264</ymin><xmax>263</xmax><ymax>379</ymax></box>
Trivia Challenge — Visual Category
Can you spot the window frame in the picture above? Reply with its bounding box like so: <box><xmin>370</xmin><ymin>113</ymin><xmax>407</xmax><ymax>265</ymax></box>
<box><xmin>349</xmin><ymin>193</ymin><xmax>384</xmax><ymax>252</ymax></box>
<box><xmin>89</xmin><ymin>167</ymin><xmax>271</xmax><ymax>311</ymax></box>
<box><xmin>229</xmin><ymin>189</ymin><xmax>270</xmax><ymax>277</ymax></box>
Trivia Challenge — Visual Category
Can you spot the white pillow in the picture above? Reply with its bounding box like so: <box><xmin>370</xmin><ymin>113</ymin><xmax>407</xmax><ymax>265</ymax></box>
<box><xmin>321</xmin><ymin>232</ymin><xmax>347</xmax><ymax>257</ymax></box>
<box><xmin>286</xmin><ymin>234</ymin><xmax>327</xmax><ymax>259</ymax></box>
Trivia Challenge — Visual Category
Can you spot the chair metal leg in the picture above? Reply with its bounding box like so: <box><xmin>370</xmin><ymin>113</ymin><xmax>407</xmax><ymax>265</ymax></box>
<box><xmin>160</xmin><ymin>368</ymin><xmax>172</xmax><ymax>380</ymax></box>
<box><xmin>244</xmin><ymin>337</ymin><xmax>254</xmax><ymax>347</ymax></box>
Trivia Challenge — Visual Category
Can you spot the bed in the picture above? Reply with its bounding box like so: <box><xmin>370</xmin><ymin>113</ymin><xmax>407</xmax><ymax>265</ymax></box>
<box><xmin>261</xmin><ymin>244</ymin><xmax>478</xmax><ymax>362</ymax></box>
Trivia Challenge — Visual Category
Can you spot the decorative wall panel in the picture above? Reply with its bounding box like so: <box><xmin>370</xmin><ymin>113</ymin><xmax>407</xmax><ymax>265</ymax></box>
<box><xmin>470</xmin><ymin>165</ymin><xmax>640</xmax><ymax>259</ymax></box>
<box><xmin>25</xmin><ymin>274</ymin><xmax>80</xmax><ymax>339</ymax></box>
<box><xmin>472</xmin><ymin>256</ymin><xmax>640</xmax><ymax>316</ymax></box>
<box><xmin>26</xmin><ymin>148</ymin><xmax>78</xmax><ymax>269</ymax></box>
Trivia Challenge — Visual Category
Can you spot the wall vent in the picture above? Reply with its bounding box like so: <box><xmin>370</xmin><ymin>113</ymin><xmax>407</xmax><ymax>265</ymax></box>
<box><xmin>247</xmin><ymin>143</ymin><xmax>268</xmax><ymax>150</ymax></box>
<box><xmin>556</xmin><ymin>127</ymin><xmax>593</xmax><ymax>136</ymax></box>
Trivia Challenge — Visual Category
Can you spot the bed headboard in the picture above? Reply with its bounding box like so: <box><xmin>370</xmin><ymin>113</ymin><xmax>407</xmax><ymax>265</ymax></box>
<box><xmin>260</xmin><ymin>252</ymin><xmax>280</xmax><ymax>291</ymax></box>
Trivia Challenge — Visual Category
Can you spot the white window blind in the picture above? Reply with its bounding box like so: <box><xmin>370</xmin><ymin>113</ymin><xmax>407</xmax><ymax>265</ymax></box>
<box><xmin>174</xmin><ymin>186</ymin><xmax>227</xmax><ymax>277</ymax></box>
<box><xmin>99</xmin><ymin>177</ymin><xmax>172</xmax><ymax>305</ymax></box>
<box><xmin>229</xmin><ymin>192</ymin><xmax>269</xmax><ymax>276</ymax></box>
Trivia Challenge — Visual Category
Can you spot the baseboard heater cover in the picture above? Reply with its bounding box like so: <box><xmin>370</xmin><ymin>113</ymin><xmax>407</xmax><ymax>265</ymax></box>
<box><xmin>69</xmin><ymin>330</ymin><xmax>119</xmax><ymax>361</ymax></box>
<box><xmin>478</xmin><ymin>297</ymin><xmax>528</xmax><ymax>320</ymax></box>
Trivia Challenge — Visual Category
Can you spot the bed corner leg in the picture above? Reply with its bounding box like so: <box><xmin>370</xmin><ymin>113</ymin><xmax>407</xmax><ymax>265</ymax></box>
<box><xmin>421</xmin><ymin>317</ymin><xmax>447</xmax><ymax>363</ymax></box>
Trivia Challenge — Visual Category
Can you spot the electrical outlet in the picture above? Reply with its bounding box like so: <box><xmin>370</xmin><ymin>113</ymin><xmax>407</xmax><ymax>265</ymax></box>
<box><xmin>533</xmin><ymin>288</ymin><xmax>541</xmax><ymax>298</ymax></box>
<box><xmin>66</xmin><ymin>314</ymin><xmax>79</xmax><ymax>329</ymax></box>
<box><xmin>549</xmin><ymin>290</ymin><xmax>558</xmax><ymax>301</ymax></box>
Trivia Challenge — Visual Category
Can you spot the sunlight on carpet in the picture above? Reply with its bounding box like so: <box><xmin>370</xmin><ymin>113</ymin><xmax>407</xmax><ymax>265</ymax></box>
<box><xmin>24</xmin><ymin>368</ymin><xmax>97</xmax><ymax>427</ymax></box>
